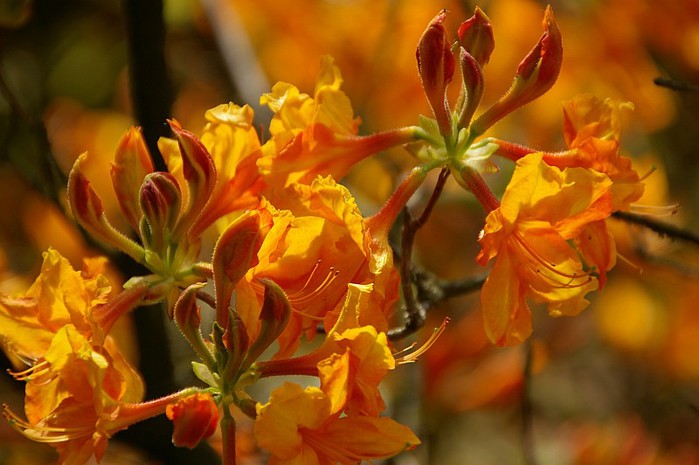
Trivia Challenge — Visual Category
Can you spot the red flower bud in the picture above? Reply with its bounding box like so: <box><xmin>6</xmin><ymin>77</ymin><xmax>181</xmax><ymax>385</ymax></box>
<box><xmin>68</xmin><ymin>153</ymin><xmax>145</xmax><ymax>261</ymax></box>
<box><xmin>212</xmin><ymin>210</ymin><xmax>262</xmax><ymax>327</ymax></box>
<box><xmin>166</xmin><ymin>393</ymin><xmax>219</xmax><ymax>449</ymax></box>
<box><xmin>110</xmin><ymin>127</ymin><xmax>154</xmax><ymax>231</ymax></box>
<box><xmin>457</xmin><ymin>7</ymin><xmax>495</xmax><ymax>65</ymax></box>
<box><xmin>139</xmin><ymin>172</ymin><xmax>182</xmax><ymax>251</ymax></box>
<box><xmin>471</xmin><ymin>6</ymin><xmax>562</xmax><ymax>136</ymax></box>
<box><xmin>168</xmin><ymin>120</ymin><xmax>217</xmax><ymax>239</ymax></box>
<box><xmin>416</xmin><ymin>10</ymin><xmax>455</xmax><ymax>137</ymax></box>
<box><xmin>456</xmin><ymin>48</ymin><xmax>484</xmax><ymax>128</ymax></box>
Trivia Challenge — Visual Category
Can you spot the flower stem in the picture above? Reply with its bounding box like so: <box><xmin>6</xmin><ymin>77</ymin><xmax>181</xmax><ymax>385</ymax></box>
<box><xmin>221</xmin><ymin>407</ymin><xmax>236</xmax><ymax>465</ymax></box>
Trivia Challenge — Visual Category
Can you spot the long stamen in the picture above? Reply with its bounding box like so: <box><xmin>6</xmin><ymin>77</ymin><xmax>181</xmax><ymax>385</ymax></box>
<box><xmin>513</xmin><ymin>232</ymin><xmax>593</xmax><ymax>289</ymax></box>
<box><xmin>2</xmin><ymin>406</ymin><xmax>91</xmax><ymax>442</ymax></box>
<box><xmin>9</xmin><ymin>360</ymin><xmax>53</xmax><ymax>383</ymax></box>
<box><xmin>396</xmin><ymin>317</ymin><xmax>450</xmax><ymax>365</ymax></box>
<box><xmin>629</xmin><ymin>203</ymin><xmax>680</xmax><ymax>217</ymax></box>
<box><xmin>288</xmin><ymin>267</ymin><xmax>340</xmax><ymax>306</ymax></box>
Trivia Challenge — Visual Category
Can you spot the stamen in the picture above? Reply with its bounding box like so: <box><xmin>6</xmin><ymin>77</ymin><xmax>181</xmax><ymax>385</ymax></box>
<box><xmin>287</xmin><ymin>263</ymin><xmax>340</xmax><ymax>306</ymax></box>
<box><xmin>617</xmin><ymin>251</ymin><xmax>643</xmax><ymax>274</ymax></box>
<box><xmin>629</xmin><ymin>203</ymin><xmax>680</xmax><ymax>217</ymax></box>
<box><xmin>513</xmin><ymin>231</ymin><xmax>593</xmax><ymax>289</ymax></box>
<box><xmin>9</xmin><ymin>360</ymin><xmax>54</xmax><ymax>383</ymax></box>
<box><xmin>639</xmin><ymin>166</ymin><xmax>656</xmax><ymax>181</ymax></box>
<box><xmin>396</xmin><ymin>317</ymin><xmax>450</xmax><ymax>365</ymax></box>
<box><xmin>2</xmin><ymin>405</ymin><xmax>90</xmax><ymax>443</ymax></box>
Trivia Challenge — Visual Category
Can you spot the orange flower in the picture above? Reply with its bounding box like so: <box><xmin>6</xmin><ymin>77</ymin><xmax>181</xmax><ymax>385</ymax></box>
<box><xmin>0</xmin><ymin>249</ymin><xmax>154</xmax><ymax>464</ymax></box>
<box><xmin>477</xmin><ymin>153</ymin><xmax>613</xmax><ymax>346</ymax></box>
<box><xmin>254</xmin><ymin>382</ymin><xmax>420</xmax><ymax>465</ymax></box>
<box><xmin>3</xmin><ymin>326</ymin><xmax>147</xmax><ymax>464</ymax></box>
<box><xmin>166</xmin><ymin>392</ymin><xmax>220</xmax><ymax>449</ymax></box>
<box><xmin>235</xmin><ymin>177</ymin><xmax>399</xmax><ymax>359</ymax></box>
<box><xmin>159</xmin><ymin>103</ymin><xmax>266</xmax><ymax>236</ymax></box>
<box><xmin>545</xmin><ymin>94</ymin><xmax>645</xmax><ymax>210</ymax></box>
<box><xmin>257</xmin><ymin>56</ymin><xmax>417</xmax><ymax>196</ymax></box>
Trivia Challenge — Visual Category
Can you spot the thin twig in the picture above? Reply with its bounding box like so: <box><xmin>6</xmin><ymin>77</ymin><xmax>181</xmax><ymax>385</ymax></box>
<box><xmin>390</xmin><ymin>169</ymin><xmax>449</xmax><ymax>339</ymax></box>
<box><xmin>612</xmin><ymin>211</ymin><xmax>699</xmax><ymax>247</ymax></box>
<box><xmin>653</xmin><ymin>77</ymin><xmax>699</xmax><ymax>92</ymax></box>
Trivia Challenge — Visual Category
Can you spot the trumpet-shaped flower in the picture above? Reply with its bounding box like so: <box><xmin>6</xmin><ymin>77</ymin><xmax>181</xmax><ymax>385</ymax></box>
<box><xmin>0</xmin><ymin>250</ymin><xmax>154</xmax><ymax>464</ymax></box>
<box><xmin>3</xmin><ymin>326</ymin><xmax>146</xmax><ymax>465</ymax></box>
<box><xmin>254</xmin><ymin>382</ymin><xmax>420</xmax><ymax>465</ymax></box>
<box><xmin>258</xmin><ymin>56</ymin><xmax>417</xmax><ymax>196</ymax></box>
<box><xmin>235</xmin><ymin>177</ymin><xmax>399</xmax><ymax>359</ymax></box>
<box><xmin>545</xmin><ymin>94</ymin><xmax>644</xmax><ymax>210</ymax></box>
<box><xmin>477</xmin><ymin>153</ymin><xmax>613</xmax><ymax>346</ymax></box>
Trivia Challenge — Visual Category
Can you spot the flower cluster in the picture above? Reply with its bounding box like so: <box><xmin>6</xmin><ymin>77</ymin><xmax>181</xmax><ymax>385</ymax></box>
<box><xmin>0</xmin><ymin>4</ymin><xmax>662</xmax><ymax>464</ymax></box>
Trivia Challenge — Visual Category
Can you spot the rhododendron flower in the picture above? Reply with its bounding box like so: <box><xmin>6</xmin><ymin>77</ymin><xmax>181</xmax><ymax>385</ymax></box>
<box><xmin>477</xmin><ymin>153</ymin><xmax>613</xmax><ymax>346</ymax></box>
<box><xmin>166</xmin><ymin>392</ymin><xmax>220</xmax><ymax>449</ymax></box>
<box><xmin>258</xmin><ymin>56</ymin><xmax>417</xmax><ymax>196</ymax></box>
<box><xmin>0</xmin><ymin>249</ymin><xmax>155</xmax><ymax>464</ymax></box>
<box><xmin>254</xmin><ymin>382</ymin><xmax>420</xmax><ymax>465</ymax></box>
<box><xmin>235</xmin><ymin>176</ymin><xmax>399</xmax><ymax>359</ymax></box>
<box><xmin>3</xmin><ymin>326</ymin><xmax>146</xmax><ymax>464</ymax></box>
<box><xmin>494</xmin><ymin>94</ymin><xmax>645</xmax><ymax>210</ymax></box>
<box><xmin>158</xmin><ymin>103</ymin><xmax>266</xmax><ymax>235</ymax></box>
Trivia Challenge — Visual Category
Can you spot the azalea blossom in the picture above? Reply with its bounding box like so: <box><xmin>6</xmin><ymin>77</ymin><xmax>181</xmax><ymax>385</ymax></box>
<box><xmin>254</xmin><ymin>382</ymin><xmax>420</xmax><ymax>465</ymax></box>
<box><xmin>257</xmin><ymin>56</ymin><xmax>417</xmax><ymax>197</ymax></box>
<box><xmin>234</xmin><ymin>177</ymin><xmax>399</xmax><ymax>359</ymax></box>
<box><xmin>477</xmin><ymin>153</ymin><xmax>613</xmax><ymax>346</ymax></box>
<box><xmin>0</xmin><ymin>249</ymin><xmax>156</xmax><ymax>464</ymax></box>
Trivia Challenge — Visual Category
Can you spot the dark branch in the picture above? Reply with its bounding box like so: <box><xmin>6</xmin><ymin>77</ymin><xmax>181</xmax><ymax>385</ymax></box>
<box><xmin>653</xmin><ymin>77</ymin><xmax>699</xmax><ymax>92</ymax></box>
<box><xmin>388</xmin><ymin>168</ymin><xmax>485</xmax><ymax>340</ymax></box>
<box><xmin>612</xmin><ymin>211</ymin><xmax>699</xmax><ymax>247</ymax></box>
<box><xmin>124</xmin><ymin>0</ymin><xmax>171</xmax><ymax>170</ymax></box>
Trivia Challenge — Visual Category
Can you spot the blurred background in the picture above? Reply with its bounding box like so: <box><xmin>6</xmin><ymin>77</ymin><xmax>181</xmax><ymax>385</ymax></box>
<box><xmin>1</xmin><ymin>0</ymin><xmax>699</xmax><ymax>464</ymax></box>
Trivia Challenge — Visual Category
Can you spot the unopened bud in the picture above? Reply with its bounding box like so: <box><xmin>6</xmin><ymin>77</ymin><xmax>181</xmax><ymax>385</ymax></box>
<box><xmin>416</xmin><ymin>10</ymin><xmax>455</xmax><ymax>137</ymax></box>
<box><xmin>168</xmin><ymin>120</ymin><xmax>217</xmax><ymax>239</ymax></box>
<box><xmin>139</xmin><ymin>172</ymin><xmax>182</xmax><ymax>251</ymax></box>
<box><xmin>68</xmin><ymin>153</ymin><xmax>145</xmax><ymax>262</ymax></box>
<box><xmin>456</xmin><ymin>48</ymin><xmax>484</xmax><ymax>128</ymax></box>
<box><xmin>242</xmin><ymin>279</ymin><xmax>291</xmax><ymax>368</ymax></box>
<box><xmin>471</xmin><ymin>6</ymin><xmax>562</xmax><ymax>136</ymax></box>
<box><xmin>111</xmin><ymin>127</ymin><xmax>154</xmax><ymax>231</ymax></box>
<box><xmin>166</xmin><ymin>393</ymin><xmax>219</xmax><ymax>449</ymax></box>
<box><xmin>457</xmin><ymin>7</ymin><xmax>495</xmax><ymax>65</ymax></box>
<box><xmin>212</xmin><ymin>210</ymin><xmax>262</xmax><ymax>327</ymax></box>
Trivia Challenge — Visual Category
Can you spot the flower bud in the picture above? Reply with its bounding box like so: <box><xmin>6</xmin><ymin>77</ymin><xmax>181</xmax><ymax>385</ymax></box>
<box><xmin>457</xmin><ymin>7</ymin><xmax>495</xmax><ymax>65</ymax></box>
<box><xmin>416</xmin><ymin>10</ymin><xmax>455</xmax><ymax>137</ymax></box>
<box><xmin>166</xmin><ymin>393</ymin><xmax>219</xmax><ymax>449</ymax></box>
<box><xmin>168</xmin><ymin>120</ymin><xmax>217</xmax><ymax>239</ymax></box>
<box><xmin>68</xmin><ymin>153</ymin><xmax>145</xmax><ymax>262</ymax></box>
<box><xmin>242</xmin><ymin>279</ymin><xmax>291</xmax><ymax>368</ymax></box>
<box><xmin>456</xmin><ymin>48</ymin><xmax>484</xmax><ymax>128</ymax></box>
<box><xmin>471</xmin><ymin>6</ymin><xmax>562</xmax><ymax>136</ymax></box>
<box><xmin>139</xmin><ymin>172</ymin><xmax>182</xmax><ymax>251</ymax></box>
<box><xmin>212</xmin><ymin>210</ymin><xmax>262</xmax><ymax>327</ymax></box>
<box><xmin>110</xmin><ymin>127</ymin><xmax>154</xmax><ymax>231</ymax></box>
